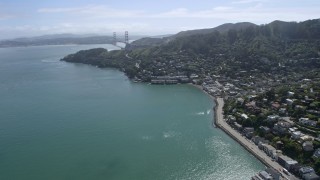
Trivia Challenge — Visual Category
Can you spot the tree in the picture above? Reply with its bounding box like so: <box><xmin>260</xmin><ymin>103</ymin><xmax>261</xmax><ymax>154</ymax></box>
<box><xmin>266</xmin><ymin>89</ymin><xmax>276</xmax><ymax>101</ymax></box>
<box><xmin>227</xmin><ymin>29</ymin><xmax>238</xmax><ymax>44</ymax></box>
<box><xmin>283</xmin><ymin>140</ymin><xmax>302</xmax><ymax>159</ymax></box>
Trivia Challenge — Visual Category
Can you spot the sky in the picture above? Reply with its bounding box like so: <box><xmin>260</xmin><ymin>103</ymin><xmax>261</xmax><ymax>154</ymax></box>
<box><xmin>0</xmin><ymin>0</ymin><xmax>319</xmax><ymax>39</ymax></box>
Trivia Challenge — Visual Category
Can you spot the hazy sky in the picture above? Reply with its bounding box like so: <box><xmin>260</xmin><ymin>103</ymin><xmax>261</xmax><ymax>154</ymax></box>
<box><xmin>0</xmin><ymin>0</ymin><xmax>319</xmax><ymax>39</ymax></box>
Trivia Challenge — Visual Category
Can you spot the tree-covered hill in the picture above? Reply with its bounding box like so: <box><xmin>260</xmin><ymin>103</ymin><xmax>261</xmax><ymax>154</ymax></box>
<box><xmin>61</xmin><ymin>18</ymin><xmax>320</xmax><ymax>80</ymax></box>
<box><xmin>174</xmin><ymin>22</ymin><xmax>257</xmax><ymax>38</ymax></box>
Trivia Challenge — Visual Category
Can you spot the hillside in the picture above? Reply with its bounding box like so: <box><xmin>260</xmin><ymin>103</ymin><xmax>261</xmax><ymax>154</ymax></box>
<box><xmin>128</xmin><ymin>37</ymin><xmax>168</xmax><ymax>49</ymax></box>
<box><xmin>61</xmin><ymin>19</ymin><xmax>320</xmax><ymax>81</ymax></box>
<box><xmin>174</xmin><ymin>22</ymin><xmax>257</xmax><ymax>37</ymax></box>
<box><xmin>129</xmin><ymin>22</ymin><xmax>257</xmax><ymax>48</ymax></box>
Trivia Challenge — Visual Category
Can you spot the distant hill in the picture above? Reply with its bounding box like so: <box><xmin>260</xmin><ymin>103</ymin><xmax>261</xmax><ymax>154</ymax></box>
<box><xmin>131</xmin><ymin>37</ymin><xmax>164</xmax><ymax>45</ymax></box>
<box><xmin>149</xmin><ymin>34</ymin><xmax>173</xmax><ymax>38</ymax></box>
<box><xmin>0</xmin><ymin>34</ymin><xmax>147</xmax><ymax>48</ymax></box>
<box><xmin>0</xmin><ymin>35</ymin><xmax>113</xmax><ymax>48</ymax></box>
<box><xmin>129</xmin><ymin>22</ymin><xmax>258</xmax><ymax>48</ymax></box>
<box><xmin>129</xmin><ymin>19</ymin><xmax>320</xmax><ymax>57</ymax></box>
<box><xmin>13</xmin><ymin>33</ymin><xmax>99</xmax><ymax>41</ymax></box>
<box><xmin>174</xmin><ymin>22</ymin><xmax>257</xmax><ymax>37</ymax></box>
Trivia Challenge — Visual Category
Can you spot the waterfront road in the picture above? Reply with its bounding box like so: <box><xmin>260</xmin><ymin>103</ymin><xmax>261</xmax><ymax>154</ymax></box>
<box><xmin>215</xmin><ymin>98</ymin><xmax>300</xmax><ymax>180</ymax></box>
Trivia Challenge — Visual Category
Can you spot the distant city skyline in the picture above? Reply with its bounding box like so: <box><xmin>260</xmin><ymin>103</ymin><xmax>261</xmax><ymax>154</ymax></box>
<box><xmin>0</xmin><ymin>0</ymin><xmax>319</xmax><ymax>39</ymax></box>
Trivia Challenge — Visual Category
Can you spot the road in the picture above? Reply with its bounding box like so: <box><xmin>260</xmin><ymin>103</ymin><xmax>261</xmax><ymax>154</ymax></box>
<box><xmin>125</xmin><ymin>53</ymin><xmax>132</xmax><ymax>59</ymax></box>
<box><xmin>215</xmin><ymin>98</ymin><xmax>300</xmax><ymax>180</ymax></box>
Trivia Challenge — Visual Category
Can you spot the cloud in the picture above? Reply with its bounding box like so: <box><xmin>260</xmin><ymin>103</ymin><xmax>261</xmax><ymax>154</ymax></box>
<box><xmin>152</xmin><ymin>7</ymin><xmax>234</xmax><ymax>18</ymax></box>
<box><xmin>37</xmin><ymin>4</ymin><xmax>320</xmax><ymax>22</ymax></box>
<box><xmin>0</xmin><ymin>22</ymin><xmax>153</xmax><ymax>39</ymax></box>
<box><xmin>232</xmin><ymin>0</ymin><xmax>267</xmax><ymax>4</ymax></box>
<box><xmin>149</xmin><ymin>5</ymin><xmax>320</xmax><ymax>23</ymax></box>
<box><xmin>38</xmin><ymin>5</ymin><xmax>144</xmax><ymax>18</ymax></box>
<box><xmin>38</xmin><ymin>7</ymin><xmax>78</xmax><ymax>13</ymax></box>
<box><xmin>213</xmin><ymin>6</ymin><xmax>234</xmax><ymax>11</ymax></box>
<box><xmin>0</xmin><ymin>13</ymin><xmax>14</xmax><ymax>20</ymax></box>
<box><xmin>1</xmin><ymin>3</ymin><xmax>319</xmax><ymax>39</ymax></box>
<box><xmin>152</xmin><ymin>8</ymin><xmax>189</xmax><ymax>18</ymax></box>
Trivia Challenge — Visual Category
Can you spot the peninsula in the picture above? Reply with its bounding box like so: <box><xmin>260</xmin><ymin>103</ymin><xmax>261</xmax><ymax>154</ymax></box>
<box><xmin>61</xmin><ymin>18</ymin><xmax>320</xmax><ymax>180</ymax></box>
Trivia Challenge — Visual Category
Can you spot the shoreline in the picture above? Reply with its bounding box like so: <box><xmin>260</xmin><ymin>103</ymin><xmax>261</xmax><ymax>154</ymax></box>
<box><xmin>189</xmin><ymin>84</ymin><xmax>216</xmax><ymax>127</ymax></box>
<box><xmin>190</xmin><ymin>83</ymin><xmax>299</xmax><ymax>179</ymax></box>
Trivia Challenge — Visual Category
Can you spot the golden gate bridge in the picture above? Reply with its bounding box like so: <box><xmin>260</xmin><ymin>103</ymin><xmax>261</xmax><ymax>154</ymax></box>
<box><xmin>112</xmin><ymin>31</ymin><xmax>129</xmax><ymax>49</ymax></box>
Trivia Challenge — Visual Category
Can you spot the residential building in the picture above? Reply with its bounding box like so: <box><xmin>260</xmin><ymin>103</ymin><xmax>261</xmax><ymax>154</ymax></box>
<box><xmin>258</xmin><ymin>170</ymin><xmax>273</xmax><ymax>180</ymax></box>
<box><xmin>258</xmin><ymin>142</ymin><xmax>265</xmax><ymax>150</ymax></box>
<box><xmin>313</xmin><ymin>148</ymin><xmax>320</xmax><ymax>158</ymax></box>
<box><xmin>299</xmin><ymin>118</ymin><xmax>317</xmax><ymax>127</ymax></box>
<box><xmin>245</xmin><ymin>101</ymin><xmax>261</xmax><ymax>114</ymax></box>
<box><xmin>291</xmin><ymin>163</ymin><xmax>303</xmax><ymax>175</ymax></box>
<box><xmin>302</xmin><ymin>172</ymin><xmax>320</xmax><ymax>180</ymax></box>
<box><xmin>227</xmin><ymin>115</ymin><xmax>236</xmax><ymax>123</ymax></box>
<box><xmin>243</xmin><ymin>127</ymin><xmax>254</xmax><ymax>134</ymax></box>
<box><xmin>265</xmin><ymin>168</ymin><xmax>281</xmax><ymax>180</ymax></box>
<box><xmin>237</xmin><ymin>97</ymin><xmax>244</xmax><ymax>105</ymax></box>
<box><xmin>263</xmin><ymin>144</ymin><xmax>277</xmax><ymax>158</ymax></box>
<box><xmin>288</xmin><ymin>91</ymin><xmax>295</xmax><ymax>97</ymax></box>
<box><xmin>251</xmin><ymin>170</ymin><xmax>273</xmax><ymax>180</ymax></box>
<box><xmin>276</xmin><ymin>141</ymin><xmax>284</xmax><ymax>149</ymax></box>
<box><xmin>289</xmin><ymin>127</ymin><xmax>298</xmax><ymax>134</ymax></box>
<box><xmin>299</xmin><ymin>167</ymin><xmax>315</xmax><ymax>176</ymax></box>
<box><xmin>266</xmin><ymin>115</ymin><xmax>280</xmax><ymax>122</ymax></box>
<box><xmin>292</xmin><ymin>131</ymin><xmax>303</xmax><ymax>140</ymax></box>
<box><xmin>280</xmin><ymin>117</ymin><xmax>294</xmax><ymax>125</ymax></box>
<box><xmin>260</xmin><ymin>126</ymin><xmax>271</xmax><ymax>133</ymax></box>
<box><xmin>279</xmin><ymin>108</ymin><xmax>287</xmax><ymax>115</ymax></box>
<box><xmin>273</xmin><ymin>120</ymin><xmax>292</xmax><ymax>135</ymax></box>
<box><xmin>243</xmin><ymin>127</ymin><xmax>254</xmax><ymax>139</ymax></box>
<box><xmin>234</xmin><ymin>122</ymin><xmax>243</xmax><ymax>131</ymax></box>
<box><xmin>271</xmin><ymin>102</ymin><xmax>281</xmax><ymax>110</ymax></box>
<box><xmin>300</xmin><ymin>135</ymin><xmax>314</xmax><ymax>142</ymax></box>
<box><xmin>278</xmin><ymin>155</ymin><xmax>298</xmax><ymax>170</ymax></box>
<box><xmin>241</xmin><ymin>113</ymin><xmax>249</xmax><ymax>120</ymax></box>
<box><xmin>303</xmin><ymin>141</ymin><xmax>314</xmax><ymax>152</ymax></box>
<box><xmin>286</xmin><ymin>99</ymin><xmax>294</xmax><ymax>105</ymax></box>
<box><xmin>295</xmin><ymin>105</ymin><xmax>306</xmax><ymax>111</ymax></box>
<box><xmin>252</xmin><ymin>136</ymin><xmax>269</xmax><ymax>146</ymax></box>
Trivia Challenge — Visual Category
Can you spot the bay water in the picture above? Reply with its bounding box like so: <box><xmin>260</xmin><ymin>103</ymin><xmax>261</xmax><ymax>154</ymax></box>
<box><xmin>0</xmin><ymin>44</ymin><xmax>264</xmax><ymax>180</ymax></box>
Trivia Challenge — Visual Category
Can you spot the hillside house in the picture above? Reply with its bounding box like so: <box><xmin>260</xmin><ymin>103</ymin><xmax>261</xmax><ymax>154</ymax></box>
<box><xmin>292</xmin><ymin>131</ymin><xmax>303</xmax><ymax>140</ymax></box>
<box><xmin>299</xmin><ymin>118</ymin><xmax>317</xmax><ymax>127</ymax></box>
<box><xmin>303</xmin><ymin>141</ymin><xmax>314</xmax><ymax>152</ymax></box>
<box><xmin>278</xmin><ymin>155</ymin><xmax>298</xmax><ymax>170</ymax></box>
<box><xmin>273</xmin><ymin>120</ymin><xmax>292</xmax><ymax>135</ymax></box>
<box><xmin>313</xmin><ymin>148</ymin><xmax>320</xmax><ymax>158</ymax></box>
<box><xmin>266</xmin><ymin>115</ymin><xmax>280</xmax><ymax>122</ymax></box>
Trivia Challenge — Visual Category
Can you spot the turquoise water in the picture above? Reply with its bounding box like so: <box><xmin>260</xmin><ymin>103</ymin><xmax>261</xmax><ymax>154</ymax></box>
<box><xmin>0</xmin><ymin>44</ymin><xmax>264</xmax><ymax>180</ymax></box>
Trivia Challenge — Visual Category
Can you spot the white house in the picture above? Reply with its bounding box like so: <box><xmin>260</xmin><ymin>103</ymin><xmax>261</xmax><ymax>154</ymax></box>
<box><xmin>288</xmin><ymin>91</ymin><xmax>295</xmax><ymax>97</ymax></box>
<box><xmin>241</xmin><ymin>113</ymin><xmax>249</xmax><ymax>120</ymax></box>
<box><xmin>286</xmin><ymin>99</ymin><xmax>294</xmax><ymax>105</ymax></box>
<box><xmin>291</xmin><ymin>131</ymin><xmax>303</xmax><ymax>140</ymax></box>
<box><xmin>266</xmin><ymin>115</ymin><xmax>280</xmax><ymax>122</ymax></box>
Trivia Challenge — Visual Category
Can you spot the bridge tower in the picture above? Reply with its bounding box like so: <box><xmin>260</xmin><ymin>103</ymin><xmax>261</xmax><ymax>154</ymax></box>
<box><xmin>113</xmin><ymin>32</ymin><xmax>117</xmax><ymax>46</ymax></box>
<box><xmin>125</xmin><ymin>31</ymin><xmax>129</xmax><ymax>44</ymax></box>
